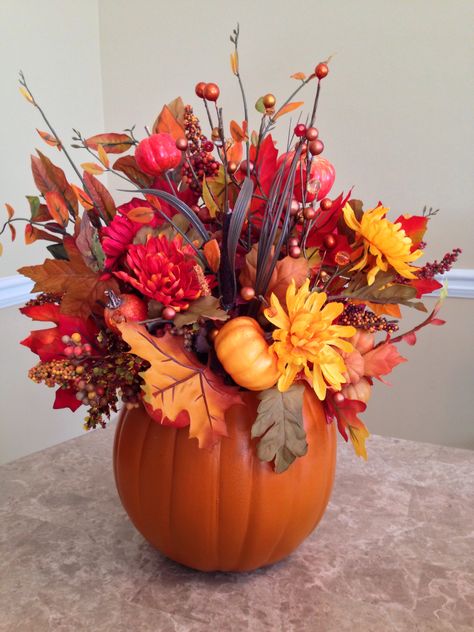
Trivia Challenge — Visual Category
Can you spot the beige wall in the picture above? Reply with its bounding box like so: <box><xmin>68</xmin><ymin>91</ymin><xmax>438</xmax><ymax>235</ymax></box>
<box><xmin>0</xmin><ymin>0</ymin><xmax>104</xmax><ymax>463</ymax></box>
<box><xmin>0</xmin><ymin>0</ymin><xmax>472</xmax><ymax>463</ymax></box>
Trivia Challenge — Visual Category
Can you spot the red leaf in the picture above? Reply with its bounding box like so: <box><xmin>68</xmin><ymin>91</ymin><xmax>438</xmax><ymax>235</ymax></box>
<box><xmin>395</xmin><ymin>214</ymin><xmax>428</xmax><ymax>249</ymax></box>
<box><xmin>20</xmin><ymin>302</ymin><xmax>61</xmax><ymax>322</ymax></box>
<box><xmin>53</xmin><ymin>388</ymin><xmax>82</xmax><ymax>412</ymax></box>
<box><xmin>83</xmin><ymin>172</ymin><xmax>116</xmax><ymax>222</ymax></box>
<box><xmin>9</xmin><ymin>224</ymin><xmax>16</xmax><ymax>241</ymax></box>
<box><xmin>85</xmin><ymin>133</ymin><xmax>134</xmax><ymax>154</ymax></box>
<box><xmin>410</xmin><ymin>278</ymin><xmax>442</xmax><ymax>298</ymax></box>
<box><xmin>403</xmin><ymin>331</ymin><xmax>417</xmax><ymax>346</ymax></box>
<box><xmin>330</xmin><ymin>397</ymin><xmax>369</xmax><ymax>459</ymax></box>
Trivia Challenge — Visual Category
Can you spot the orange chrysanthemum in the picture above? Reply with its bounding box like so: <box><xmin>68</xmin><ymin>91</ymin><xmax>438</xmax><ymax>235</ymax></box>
<box><xmin>343</xmin><ymin>204</ymin><xmax>423</xmax><ymax>286</ymax></box>
<box><xmin>264</xmin><ymin>279</ymin><xmax>356</xmax><ymax>399</ymax></box>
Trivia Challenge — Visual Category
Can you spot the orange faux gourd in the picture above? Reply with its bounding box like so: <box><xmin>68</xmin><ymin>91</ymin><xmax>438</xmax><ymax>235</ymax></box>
<box><xmin>113</xmin><ymin>386</ymin><xmax>336</xmax><ymax>572</ymax></box>
<box><xmin>214</xmin><ymin>316</ymin><xmax>280</xmax><ymax>391</ymax></box>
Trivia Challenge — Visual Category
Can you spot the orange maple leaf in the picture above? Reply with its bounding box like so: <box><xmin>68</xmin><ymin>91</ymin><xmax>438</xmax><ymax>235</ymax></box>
<box><xmin>119</xmin><ymin>324</ymin><xmax>243</xmax><ymax>449</ymax></box>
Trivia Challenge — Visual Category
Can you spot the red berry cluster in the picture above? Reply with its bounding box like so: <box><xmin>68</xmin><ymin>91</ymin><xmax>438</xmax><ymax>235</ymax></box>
<box><xmin>417</xmin><ymin>248</ymin><xmax>462</xmax><ymax>279</ymax></box>
<box><xmin>181</xmin><ymin>105</ymin><xmax>219</xmax><ymax>196</ymax></box>
<box><xmin>62</xmin><ymin>332</ymin><xmax>92</xmax><ymax>359</ymax></box>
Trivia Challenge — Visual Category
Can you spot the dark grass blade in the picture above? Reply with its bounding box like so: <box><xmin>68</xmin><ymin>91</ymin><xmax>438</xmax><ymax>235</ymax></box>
<box><xmin>122</xmin><ymin>188</ymin><xmax>209</xmax><ymax>242</ymax></box>
<box><xmin>227</xmin><ymin>177</ymin><xmax>254</xmax><ymax>293</ymax></box>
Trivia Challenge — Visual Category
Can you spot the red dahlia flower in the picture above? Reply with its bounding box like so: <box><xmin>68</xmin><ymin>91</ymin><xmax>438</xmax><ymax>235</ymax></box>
<box><xmin>114</xmin><ymin>235</ymin><xmax>204</xmax><ymax>311</ymax></box>
<box><xmin>101</xmin><ymin>197</ymin><xmax>166</xmax><ymax>270</ymax></box>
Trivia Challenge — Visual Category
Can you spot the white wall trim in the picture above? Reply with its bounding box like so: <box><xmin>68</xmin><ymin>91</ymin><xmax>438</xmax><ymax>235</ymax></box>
<box><xmin>0</xmin><ymin>269</ymin><xmax>473</xmax><ymax>309</ymax></box>
<box><xmin>0</xmin><ymin>275</ymin><xmax>34</xmax><ymax>309</ymax></box>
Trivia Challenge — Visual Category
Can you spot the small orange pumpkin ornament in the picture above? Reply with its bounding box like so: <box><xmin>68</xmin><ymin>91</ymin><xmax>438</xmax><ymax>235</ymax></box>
<box><xmin>214</xmin><ymin>316</ymin><xmax>280</xmax><ymax>391</ymax></box>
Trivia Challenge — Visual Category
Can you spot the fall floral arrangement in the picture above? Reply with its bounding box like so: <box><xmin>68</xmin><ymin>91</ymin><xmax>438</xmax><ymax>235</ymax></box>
<box><xmin>2</xmin><ymin>28</ymin><xmax>461</xmax><ymax>472</ymax></box>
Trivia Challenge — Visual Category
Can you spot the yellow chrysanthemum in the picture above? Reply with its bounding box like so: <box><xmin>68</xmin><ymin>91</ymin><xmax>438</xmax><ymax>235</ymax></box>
<box><xmin>264</xmin><ymin>279</ymin><xmax>356</xmax><ymax>399</ymax></box>
<box><xmin>343</xmin><ymin>203</ymin><xmax>423</xmax><ymax>286</ymax></box>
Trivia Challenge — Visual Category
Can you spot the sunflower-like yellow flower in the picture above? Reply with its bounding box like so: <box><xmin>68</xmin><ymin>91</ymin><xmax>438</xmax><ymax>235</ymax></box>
<box><xmin>343</xmin><ymin>203</ymin><xmax>423</xmax><ymax>286</ymax></box>
<box><xmin>264</xmin><ymin>279</ymin><xmax>356</xmax><ymax>399</ymax></box>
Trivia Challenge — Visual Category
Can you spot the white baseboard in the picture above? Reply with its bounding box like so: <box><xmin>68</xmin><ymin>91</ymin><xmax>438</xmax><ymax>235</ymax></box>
<box><xmin>0</xmin><ymin>269</ymin><xmax>473</xmax><ymax>309</ymax></box>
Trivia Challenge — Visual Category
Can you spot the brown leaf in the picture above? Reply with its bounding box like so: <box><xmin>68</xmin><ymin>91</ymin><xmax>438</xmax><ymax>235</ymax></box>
<box><xmin>152</xmin><ymin>104</ymin><xmax>185</xmax><ymax>140</ymax></box>
<box><xmin>24</xmin><ymin>224</ymin><xmax>61</xmax><ymax>245</ymax></box>
<box><xmin>173</xmin><ymin>295</ymin><xmax>229</xmax><ymax>328</ymax></box>
<box><xmin>113</xmin><ymin>155</ymin><xmax>153</xmax><ymax>188</ymax></box>
<box><xmin>5</xmin><ymin>203</ymin><xmax>14</xmax><ymax>220</ymax></box>
<box><xmin>9</xmin><ymin>223</ymin><xmax>16</xmax><ymax>242</ymax></box>
<box><xmin>83</xmin><ymin>172</ymin><xmax>116</xmax><ymax>222</ymax></box>
<box><xmin>273</xmin><ymin>101</ymin><xmax>304</xmax><ymax>121</ymax></box>
<box><xmin>239</xmin><ymin>243</ymin><xmax>275</xmax><ymax>291</ymax></box>
<box><xmin>165</xmin><ymin>97</ymin><xmax>185</xmax><ymax>127</ymax></box>
<box><xmin>31</xmin><ymin>151</ymin><xmax>78</xmax><ymax>215</ymax></box>
<box><xmin>71</xmin><ymin>184</ymin><xmax>93</xmax><ymax>210</ymax></box>
<box><xmin>203</xmin><ymin>238</ymin><xmax>221</xmax><ymax>272</ymax></box>
<box><xmin>45</xmin><ymin>191</ymin><xmax>69</xmax><ymax>227</ymax></box>
<box><xmin>251</xmin><ymin>383</ymin><xmax>307</xmax><ymax>473</ymax></box>
<box><xmin>119</xmin><ymin>325</ymin><xmax>243</xmax><ymax>448</ymax></box>
<box><xmin>19</xmin><ymin>237</ymin><xmax>118</xmax><ymax>318</ymax></box>
<box><xmin>85</xmin><ymin>133</ymin><xmax>134</xmax><ymax>154</ymax></box>
<box><xmin>268</xmin><ymin>256</ymin><xmax>310</xmax><ymax>305</ymax></box>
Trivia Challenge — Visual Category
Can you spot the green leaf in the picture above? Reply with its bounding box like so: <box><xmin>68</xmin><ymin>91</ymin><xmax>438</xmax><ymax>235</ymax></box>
<box><xmin>343</xmin><ymin>271</ymin><xmax>427</xmax><ymax>312</ymax></box>
<box><xmin>173</xmin><ymin>296</ymin><xmax>229</xmax><ymax>328</ymax></box>
<box><xmin>251</xmin><ymin>383</ymin><xmax>307</xmax><ymax>473</ymax></box>
<box><xmin>255</xmin><ymin>96</ymin><xmax>266</xmax><ymax>114</ymax></box>
<box><xmin>26</xmin><ymin>195</ymin><xmax>40</xmax><ymax>220</ymax></box>
<box><xmin>46</xmin><ymin>243</ymin><xmax>68</xmax><ymax>260</ymax></box>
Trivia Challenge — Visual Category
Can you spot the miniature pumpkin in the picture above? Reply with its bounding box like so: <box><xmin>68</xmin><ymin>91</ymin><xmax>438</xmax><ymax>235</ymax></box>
<box><xmin>214</xmin><ymin>316</ymin><xmax>280</xmax><ymax>391</ymax></box>
<box><xmin>113</xmin><ymin>386</ymin><xmax>336</xmax><ymax>572</ymax></box>
<box><xmin>135</xmin><ymin>132</ymin><xmax>181</xmax><ymax>176</ymax></box>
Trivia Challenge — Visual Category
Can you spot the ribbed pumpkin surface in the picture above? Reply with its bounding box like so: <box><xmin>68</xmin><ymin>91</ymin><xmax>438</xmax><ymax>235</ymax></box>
<box><xmin>113</xmin><ymin>387</ymin><xmax>336</xmax><ymax>572</ymax></box>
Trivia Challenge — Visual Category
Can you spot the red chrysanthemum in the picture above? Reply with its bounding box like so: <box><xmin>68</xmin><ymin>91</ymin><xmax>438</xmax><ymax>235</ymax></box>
<box><xmin>113</xmin><ymin>235</ymin><xmax>204</xmax><ymax>311</ymax></box>
<box><xmin>101</xmin><ymin>198</ymin><xmax>161</xmax><ymax>270</ymax></box>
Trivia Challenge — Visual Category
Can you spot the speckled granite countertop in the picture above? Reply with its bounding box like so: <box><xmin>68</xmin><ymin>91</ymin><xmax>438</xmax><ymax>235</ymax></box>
<box><xmin>1</xmin><ymin>426</ymin><xmax>473</xmax><ymax>632</ymax></box>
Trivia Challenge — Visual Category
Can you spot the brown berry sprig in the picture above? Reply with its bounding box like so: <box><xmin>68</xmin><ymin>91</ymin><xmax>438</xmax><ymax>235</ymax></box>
<box><xmin>417</xmin><ymin>248</ymin><xmax>462</xmax><ymax>279</ymax></box>
<box><xmin>338</xmin><ymin>303</ymin><xmax>399</xmax><ymax>334</ymax></box>
<box><xmin>181</xmin><ymin>104</ymin><xmax>219</xmax><ymax>196</ymax></box>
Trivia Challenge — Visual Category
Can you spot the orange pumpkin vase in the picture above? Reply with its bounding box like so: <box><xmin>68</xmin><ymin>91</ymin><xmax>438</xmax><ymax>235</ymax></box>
<box><xmin>113</xmin><ymin>385</ymin><xmax>336</xmax><ymax>572</ymax></box>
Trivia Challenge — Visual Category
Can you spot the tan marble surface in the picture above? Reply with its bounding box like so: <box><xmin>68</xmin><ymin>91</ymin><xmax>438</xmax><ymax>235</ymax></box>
<box><xmin>1</xmin><ymin>426</ymin><xmax>473</xmax><ymax>632</ymax></box>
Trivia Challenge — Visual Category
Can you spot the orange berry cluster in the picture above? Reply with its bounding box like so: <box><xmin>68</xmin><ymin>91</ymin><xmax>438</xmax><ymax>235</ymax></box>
<box><xmin>29</xmin><ymin>359</ymin><xmax>77</xmax><ymax>388</ymax></box>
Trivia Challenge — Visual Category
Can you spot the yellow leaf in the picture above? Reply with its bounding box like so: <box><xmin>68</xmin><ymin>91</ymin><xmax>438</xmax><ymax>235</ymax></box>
<box><xmin>19</xmin><ymin>86</ymin><xmax>34</xmax><ymax>104</ymax></box>
<box><xmin>81</xmin><ymin>162</ymin><xmax>104</xmax><ymax>176</ymax></box>
<box><xmin>348</xmin><ymin>423</ymin><xmax>370</xmax><ymax>460</ymax></box>
<box><xmin>230</xmin><ymin>51</ymin><xmax>239</xmax><ymax>75</ymax></box>
<box><xmin>290</xmin><ymin>72</ymin><xmax>307</xmax><ymax>81</ymax></box>
<box><xmin>119</xmin><ymin>324</ymin><xmax>243</xmax><ymax>448</ymax></box>
<box><xmin>202</xmin><ymin>166</ymin><xmax>225</xmax><ymax>218</ymax></box>
<box><xmin>97</xmin><ymin>144</ymin><xmax>110</xmax><ymax>169</ymax></box>
<box><xmin>273</xmin><ymin>101</ymin><xmax>304</xmax><ymax>121</ymax></box>
<box><xmin>0</xmin><ymin>242</ymin><xmax>3</xmax><ymax>256</ymax></box>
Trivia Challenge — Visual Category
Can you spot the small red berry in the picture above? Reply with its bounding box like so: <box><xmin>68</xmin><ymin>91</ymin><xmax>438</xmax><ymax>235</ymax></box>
<box><xmin>294</xmin><ymin>123</ymin><xmax>306</xmax><ymax>137</ymax></box>
<box><xmin>195</xmin><ymin>82</ymin><xmax>206</xmax><ymax>98</ymax></box>
<box><xmin>309</xmin><ymin>139</ymin><xmax>324</xmax><ymax>155</ymax></box>
<box><xmin>315</xmin><ymin>63</ymin><xmax>329</xmax><ymax>80</ymax></box>
<box><xmin>204</xmin><ymin>83</ymin><xmax>220</xmax><ymax>101</ymax></box>
<box><xmin>305</xmin><ymin>127</ymin><xmax>319</xmax><ymax>141</ymax></box>
<box><xmin>162</xmin><ymin>306</ymin><xmax>176</xmax><ymax>321</ymax></box>
<box><xmin>240</xmin><ymin>286</ymin><xmax>256</xmax><ymax>301</ymax></box>
<box><xmin>239</xmin><ymin>160</ymin><xmax>254</xmax><ymax>174</ymax></box>
<box><xmin>198</xmin><ymin>207</ymin><xmax>212</xmax><ymax>222</ymax></box>
<box><xmin>320</xmin><ymin>198</ymin><xmax>333</xmax><ymax>211</ymax></box>
<box><xmin>323</xmin><ymin>234</ymin><xmax>336</xmax><ymax>249</ymax></box>
<box><xmin>203</xmin><ymin>140</ymin><xmax>214</xmax><ymax>152</ymax></box>
<box><xmin>288</xmin><ymin>237</ymin><xmax>299</xmax><ymax>248</ymax></box>
<box><xmin>335</xmin><ymin>250</ymin><xmax>351</xmax><ymax>266</ymax></box>
<box><xmin>227</xmin><ymin>161</ymin><xmax>238</xmax><ymax>174</ymax></box>
<box><xmin>262</xmin><ymin>93</ymin><xmax>276</xmax><ymax>109</ymax></box>
<box><xmin>175</xmin><ymin>137</ymin><xmax>188</xmax><ymax>151</ymax></box>
<box><xmin>333</xmin><ymin>392</ymin><xmax>344</xmax><ymax>404</ymax></box>
<box><xmin>303</xmin><ymin>207</ymin><xmax>316</xmax><ymax>220</ymax></box>
<box><xmin>289</xmin><ymin>246</ymin><xmax>302</xmax><ymax>258</ymax></box>
<box><xmin>290</xmin><ymin>200</ymin><xmax>300</xmax><ymax>216</ymax></box>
